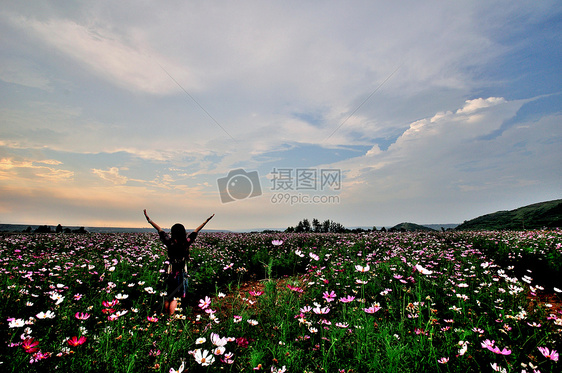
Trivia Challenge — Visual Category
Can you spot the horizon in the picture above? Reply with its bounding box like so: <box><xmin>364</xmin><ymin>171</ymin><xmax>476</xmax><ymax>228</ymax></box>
<box><xmin>1</xmin><ymin>2</ymin><xmax>561</xmax><ymax>230</ymax></box>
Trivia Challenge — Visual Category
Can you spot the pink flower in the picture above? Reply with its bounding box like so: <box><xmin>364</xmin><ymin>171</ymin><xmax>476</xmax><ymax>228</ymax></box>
<box><xmin>538</xmin><ymin>346</ymin><xmax>559</xmax><ymax>361</ymax></box>
<box><xmin>364</xmin><ymin>305</ymin><xmax>382</xmax><ymax>314</ymax></box>
<box><xmin>147</xmin><ymin>316</ymin><xmax>158</xmax><ymax>323</ymax></box>
<box><xmin>438</xmin><ymin>357</ymin><xmax>449</xmax><ymax>364</ymax></box>
<box><xmin>199</xmin><ymin>296</ymin><xmax>211</xmax><ymax>309</ymax></box>
<box><xmin>249</xmin><ymin>291</ymin><xmax>263</xmax><ymax>297</ymax></box>
<box><xmin>339</xmin><ymin>295</ymin><xmax>356</xmax><ymax>303</ymax></box>
<box><xmin>30</xmin><ymin>350</ymin><xmax>50</xmax><ymax>364</ymax></box>
<box><xmin>67</xmin><ymin>336</ymin><xmax>86</xmax><ymax>347</ymax></box>
<box><xmin>75</xmin><ymin>312</ymin><xmax>90</xmax><ymax>320</ymax></box>
<box><xmin>271</xmin><ymin>240</ymin><xmax>283</xmax><ymax>246</ymax></box>
<box><xmin>322</xmin><ymin>291</ymin><xmax>337</xmax><ymax>302</ymax></box>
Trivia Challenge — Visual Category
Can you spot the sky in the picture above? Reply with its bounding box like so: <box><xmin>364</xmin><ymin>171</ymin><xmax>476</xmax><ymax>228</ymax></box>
<box><xmin>1</xmin><ymin>1</ymin><xmax>561</xmax><ymax>231</ymax></box>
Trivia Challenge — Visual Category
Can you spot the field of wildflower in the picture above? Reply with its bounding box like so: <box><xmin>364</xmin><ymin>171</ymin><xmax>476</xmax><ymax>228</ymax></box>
<box><xmin>1</xmin><ymin>229</ymin><xmax>561</xmax><ymax>372</ymax></box>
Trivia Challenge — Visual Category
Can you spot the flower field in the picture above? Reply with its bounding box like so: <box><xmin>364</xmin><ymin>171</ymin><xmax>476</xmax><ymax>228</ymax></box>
<box><xmin>1</xmin><ymin>230</ymin><xmax>561</xmax><ymax>372</ymax></box>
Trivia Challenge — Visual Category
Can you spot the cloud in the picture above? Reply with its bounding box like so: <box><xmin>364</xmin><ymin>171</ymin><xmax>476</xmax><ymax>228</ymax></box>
<box><xmin>92</xmin><ymin>167</ymin><xmax>128</xmax><ymax>185</ymax></box>
<box><xmin>0</xmin><ymin>157</ymin><xmax>74</xmax><ymax>183</ymax></box>
<box><xmin>6</xmin><ymin>15</ymin><xmax>195</xmax><ymax>95</ymax></box>
<box><xmin>329</xmin><ymin>96</ymin><xmax>562</xmax><ymax>223</ymax></box>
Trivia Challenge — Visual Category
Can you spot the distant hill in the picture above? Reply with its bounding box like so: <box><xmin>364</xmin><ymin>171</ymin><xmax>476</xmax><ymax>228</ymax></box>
<box><xmin>390</xmin><ymin>222</ymin><xmax>436</xmax><ymax>232</ymax></box>
<box><xmin>455</xmin><ymin>199</ymin><xmax>562</xmax><ymax>230</ymax></box>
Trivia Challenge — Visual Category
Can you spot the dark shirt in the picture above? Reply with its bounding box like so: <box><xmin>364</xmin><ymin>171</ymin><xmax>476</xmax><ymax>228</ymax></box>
<box><xmin>159</xmin><ymin>231</ymin><xmax>198</xmax><ymax>266</ymax></box>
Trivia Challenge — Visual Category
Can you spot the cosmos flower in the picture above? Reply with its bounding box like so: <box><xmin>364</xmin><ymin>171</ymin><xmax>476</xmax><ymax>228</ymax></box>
<box><xmin>36</xmin><ymin>311</ymin><xmax>55</xmax><ymax>319</ymax></box>
<box><xmin>339</xmin><ymin>295</ymin><xmax>355</xmax><ymax>303</ymax></box>
<box><xmin>147</xmin><ymin>316</ymin><xmax>158</xmax><ymax>322</ymax></box>
<box><xmin>67</xmin><ymin>336</ymin><xmax>86</xmax><ymax>347</ymax></box>
<box><xmin>364</xmin><ymin>304</ymin><xmax>382</xmax><ymax>314</ymax></box>
<box><xmin>102</xmin><ymin>299</ymin><xmax>119</xmax><ymax>307</ymax></box>
<box><xmin>199</xmin><ymin>296</ymin><xmax>211</xmax><ymax>309</ymax></box>
<box><xmin>9</xmin><ymin>318</ymin><xmax>25</xmax><ymax>328</ymax></box>
<box><xmin>538</xmin><ymin>346</ymin><xmax>559</xmax><ymax>361</ymax></box>
<box><xmin>271</xmin><ymin>240</ymin><xmax>283</xmax><ymax>246</ymax></box>
<box><xmin>322</xmin><ymin>291</ymin><xmax>337</xmax><ymax>302</ymax></box>
<box><xmin>194</xmin><ymin>349</ymin><xmax>215</xmax><ymax>366</ymax></box>
<box><xmin>22</xmin><ymin>338</ymin><xmax>39</xmax><ymax>354</ymax></box>
<box><xmin>75</xmin><ymin>312</ymin><xmax>90</xmax><ymax>320</ymax></box>
<box><xmin>415</xmin><ymin>264</ymin><xmax>433</xmax><ymax>275</ymax></box>
<box><xmin>355</xmin><ymin>265</ymin><xmax>370</xmax><ymax>272</ymax></box>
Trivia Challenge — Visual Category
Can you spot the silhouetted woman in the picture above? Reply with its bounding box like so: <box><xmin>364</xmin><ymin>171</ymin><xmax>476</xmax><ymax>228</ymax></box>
<box><xmin>144</xmin><ymin>209</ymin><xmax>214</xmax><ymax>316</ymax></box>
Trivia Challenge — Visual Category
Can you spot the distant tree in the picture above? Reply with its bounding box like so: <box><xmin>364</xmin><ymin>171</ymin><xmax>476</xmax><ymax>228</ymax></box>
<box><xmin>322</xmin><ymin>220</ymin><xmax>331</xmax><ymax>233</ymax></box>
<box><xmin>302</xmin><ymin>219</ymin><xmax>311</xmax><ymax>232</ymax></box>
<box><xmin>72</xmin><ymin>227</ymin><xmax>87</xmax><ymax>234</ymax></box>
<box><xmin>24</xmin><ymin>226</ymin><xmax>32</xmax><ymax>233</ymax></box>
<box><xmin>35</xmin><ymin>225</ymin><xmax>52</xmax><ymax>233</ymax></box>
<box><xmin>285</xmin><ymin>226</ymin><xmax>295</xmax><ymax>233</ymax></box>
<box><xmin>312</xmin><ymin>218</ymin><xmax>322</xmax><ymax>233</ymax></box>
<box><xmin>329</xmin><ymin>221</ymin><xmax>346</xmax><ymax>233</ymax></box>
<box><xmin>380</xmin><ymin>227</ymin><xmax>386</xmax><ymax>232</ymax></box>
<box><xmin>372</xmin><ymin>226</ymin><xmax>377</xmax><ymax>231</ymax></box>
<box><xmin>64</xmin><ymin>228</ymin><xmax>72</xmax><ymax>233</ymax></box>
<box><xmin>56</xmin><ymin>224</ymin><xmax>63</xmax><ymax>233</ymax></box>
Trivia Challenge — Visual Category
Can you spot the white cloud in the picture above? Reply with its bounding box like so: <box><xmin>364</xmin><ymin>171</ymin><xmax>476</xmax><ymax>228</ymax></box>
<box><xmin>7</xmin><ymin>15</ymin><xmax>195</xmax><ymax>95</ymax></box>
<box><xmin>92</xmin><ymin>167</ymin><xmax>127</xmax><ymax>185</ymax></box>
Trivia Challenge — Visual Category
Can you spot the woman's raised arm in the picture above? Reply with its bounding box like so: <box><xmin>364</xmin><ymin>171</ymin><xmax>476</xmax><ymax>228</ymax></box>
<box><xmin>144</xmin><ymin>209</ymin><xmax>163</xmax><ymax>233</ymax></box>
<box><xmin>193</xmin><ymin>214</ymin><xmax>215</xmax><ymax>233</ymax></box>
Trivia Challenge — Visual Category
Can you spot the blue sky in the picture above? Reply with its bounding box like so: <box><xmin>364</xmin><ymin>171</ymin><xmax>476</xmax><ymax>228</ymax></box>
<box><xmin>1</xmin><ymin>1</ymin><xmax>561</xmax><ymax>230</ymax></box>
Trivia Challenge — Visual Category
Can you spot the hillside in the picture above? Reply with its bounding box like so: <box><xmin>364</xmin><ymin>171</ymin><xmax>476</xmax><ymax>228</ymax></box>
<box><xmin>455</xmin><ymin>199</ymin><xmax>562</xmax><ymax>230</ymax></box>
<box><xmin>390</xmin><ymin>222</ymin><xmax>436</xmax><ymax>232</ymax></box>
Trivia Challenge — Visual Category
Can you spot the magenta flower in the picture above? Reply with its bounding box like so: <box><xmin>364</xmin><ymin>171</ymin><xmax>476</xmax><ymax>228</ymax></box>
<box><xmin>147</xmin><ymin>316</ymin><xmax>158</xmax><ymax>322</ymax></box>
<box><xmin>102</xmin><ymin>299</ymin><xmax>118</xmax><ymax>307</ymax></box>
<box><xmin>67</xmin><ymin>336</ymin><xmax>86</xmax><ymax>347</ymax></box>
<box><xmin>236</xmin><ymin>337</ymin><xmax>249</xmax><ymax>348</ymax></box>
<box><xmin>22</xmin><ymin>338</ymin><xmax>39</xmax><ymax>354</ymax></box>
<box><xmin>75</xmin><ymin>312</ymin><xmax>90</xmax><ymax>320</ymax></box>
<box><xmin>538</xmin><ymin>346</ymin><xmax>559</xmax><ymax>362</ymax></box>
<box><xmin>249</xmin><ymin>291</ymin><xmax>263</xmax><ymax>297</ymax></box>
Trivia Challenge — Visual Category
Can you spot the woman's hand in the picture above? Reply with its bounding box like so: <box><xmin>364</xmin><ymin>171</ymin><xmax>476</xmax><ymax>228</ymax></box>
<box><xmin>144</xmin><ymin>209</ymin><xmax>150</xmax><ymax>221</ymax></box>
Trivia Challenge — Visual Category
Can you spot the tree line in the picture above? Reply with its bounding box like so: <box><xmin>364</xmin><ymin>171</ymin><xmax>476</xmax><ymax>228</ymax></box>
<box><xmin>285</xmin><ymin>218</ymin><xmax>382</xmax><ymax>233</ymax></box>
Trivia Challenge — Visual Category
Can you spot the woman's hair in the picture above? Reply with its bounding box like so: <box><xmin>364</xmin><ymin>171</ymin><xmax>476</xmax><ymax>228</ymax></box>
<box><xmin>170</xmin><ymin>223</ymin><xmax>188</xmax><ymax>246</ymax></box>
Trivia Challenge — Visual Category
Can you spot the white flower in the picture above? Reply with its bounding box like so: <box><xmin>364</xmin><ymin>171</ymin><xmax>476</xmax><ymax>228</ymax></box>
<box><xmin>415</xmin><ymin>264</ymin><xmax>433</xmax><ymax>275</ymax></box>
<box><xmin>195</xmin><ymin>338</ymin><xmax>206</xmax><ymax>345</ymax></box>
<box><xmin>210</xmin><ymin>333</ymin><xmax>227</xmax><ymax>347</ymax></box>
<box><xmin>36</xmin><ymin>311</ymin><xmax>56</xmax><ymax>319</ymax></box>
<box><xmin>9</xmin><ymin>318</ymin><xmax>25</xmax><ymax>328</ymax></box>
<box><xmin>355</xmin><ymin>264</ymin><xmax>370</xmax><ymax>273</ymax></box>
<box><xmin>194</xmin><ymin>349</ymin><xmax>215</xmax><ymax>366</ymax></box>
<box><xmin>247</xmin><ymin>319</ymin><xmax>259</xmax><ymax>326</ymax></box>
